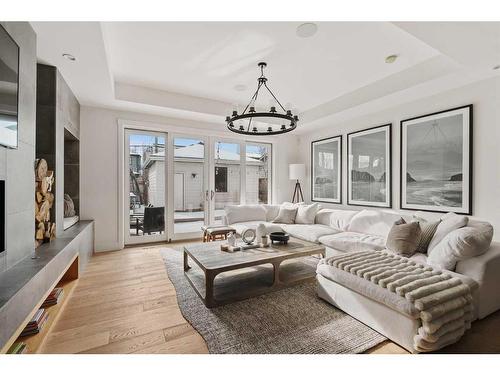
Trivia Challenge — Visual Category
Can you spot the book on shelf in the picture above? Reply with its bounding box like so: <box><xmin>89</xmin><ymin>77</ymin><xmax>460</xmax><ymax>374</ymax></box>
<box><xmin>7</xmin><ymin>342</ymin><xmax>27</xmax><ymax>354</ymax></box>
<box><xmin>41</xmin><ymin>287</ymin><xmax>64</xmax><ymax>308</ymax></box>
<box><xmin>20</xmin><ymin>308</ymin><xmax>49</xmax><ymax>337</ymax></box>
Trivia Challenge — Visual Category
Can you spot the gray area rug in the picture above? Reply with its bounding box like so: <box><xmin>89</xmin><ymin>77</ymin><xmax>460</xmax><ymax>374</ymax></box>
<box><xmin>160</xmin><ymin>247</ymin><xmax>386</xmax><ymax>354</ymax></box>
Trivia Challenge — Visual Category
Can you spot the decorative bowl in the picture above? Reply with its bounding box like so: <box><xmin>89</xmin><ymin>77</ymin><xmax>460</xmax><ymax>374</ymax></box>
<box><xmin>269</xmin><ymin>232</ymin><xmax>290</xmax><ymax>244</ymax></box>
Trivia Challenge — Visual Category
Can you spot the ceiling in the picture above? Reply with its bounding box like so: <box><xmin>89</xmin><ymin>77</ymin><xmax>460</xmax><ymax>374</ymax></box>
<box><xmin>31</xmin><ymin>22</ymin><xmax>500</xmax><ymax>134</ymax></box>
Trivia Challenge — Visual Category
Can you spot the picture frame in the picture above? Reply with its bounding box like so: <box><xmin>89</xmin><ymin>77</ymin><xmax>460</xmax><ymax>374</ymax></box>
<box><xmin>0</xmin><ymin>24</ymin><xmax>20</xmax><ymax>149</ymax></box>
<box><xmin>347</xmin><ymin>124</ymin><xmax>392</xmax><ymax>207</ymax></box>
<box><xmin>400</xmin><ymin>105</ymin><xmax>472</xmax><ymax>215</ymax></box>
<box><xmin>311</xmin><ymin>135</ymin><xmax>342</xmax><ymax>203</ymax></box>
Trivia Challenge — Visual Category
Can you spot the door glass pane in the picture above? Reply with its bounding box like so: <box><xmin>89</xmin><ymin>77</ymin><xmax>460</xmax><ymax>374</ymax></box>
<box><xmin>245</xmin><ymin>143</ymin><xmax>271</xmax><ymax>204</ymax></box>
<box><xmin>214</xmin><ymin>141</ymin><xmax>240</xmax><ymax>224</ymax></box>
<box><xmin>174</xmin><ymin>137</ymin><xmax>205</xmax><ymax>234</ymax></box>
<box><xmin>128</xmin><ymin>133</ymin><xmax>166</xmax><ymax>238</ymax></box>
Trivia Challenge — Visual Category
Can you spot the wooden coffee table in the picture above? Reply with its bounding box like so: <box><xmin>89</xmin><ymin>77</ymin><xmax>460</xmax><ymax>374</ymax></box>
<box><xmin>183</xmin><ymin>238</ymin><xmax>325</xmax><ymax>308</ymax></box>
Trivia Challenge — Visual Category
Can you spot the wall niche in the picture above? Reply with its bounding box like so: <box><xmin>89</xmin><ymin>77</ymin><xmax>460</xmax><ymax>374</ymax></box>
<box><xmin>36</xmin><ymin>64</ymin><xmax>80</xmax><ymax>235</ymax></box>
<box><xmin>64</xmin><ymin>129</ymin><xmax>80</xmax><ymax>229</ymax></box>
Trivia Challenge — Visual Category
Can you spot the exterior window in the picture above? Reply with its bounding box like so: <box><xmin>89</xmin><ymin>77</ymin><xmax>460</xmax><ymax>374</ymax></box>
<box><xmin>215</xmin><ymin>167</ymin><xmax>228</xmax><ymax>193</ymax></box>
<box><xmin>245</xmin><ymin>143</ymin><xmax>271</xmax><ymax>204</ymax></box>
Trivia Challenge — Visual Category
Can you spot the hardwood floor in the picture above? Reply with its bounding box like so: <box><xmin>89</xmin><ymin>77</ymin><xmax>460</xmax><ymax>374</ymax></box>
<box><xmin>40</xmin><ymin>241</ymin><xmax>500</xmax><ymax>354</ymax></box>
<box><xmin>41</xmin><ymin>241</ymin><xmax>208</xmax><ymax>354</ymax></box>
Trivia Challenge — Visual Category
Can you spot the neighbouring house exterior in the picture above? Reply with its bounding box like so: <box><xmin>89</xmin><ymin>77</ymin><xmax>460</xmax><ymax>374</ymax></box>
<box><xmin>140</xmin><ymin>142</ymin><xmax>269</xmax><ymax>212</ymax></box>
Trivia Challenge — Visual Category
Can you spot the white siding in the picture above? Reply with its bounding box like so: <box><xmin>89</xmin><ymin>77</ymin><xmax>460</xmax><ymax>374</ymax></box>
<box><xmin>175</xmin><ymin>161</ymin><xmax>204</xmax><ymax>211</ymax></box>
<box><xmin>147</xmin><ymin>162</ymin><xmax>165</xmax><ymax>207</ymax></box>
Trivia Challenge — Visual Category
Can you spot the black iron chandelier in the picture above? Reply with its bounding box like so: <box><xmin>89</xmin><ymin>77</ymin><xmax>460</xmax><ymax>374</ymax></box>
<box><xmin>226</xmin><ymin>62</ymin><xmax>298</xmax><ymax>136</ymax></box>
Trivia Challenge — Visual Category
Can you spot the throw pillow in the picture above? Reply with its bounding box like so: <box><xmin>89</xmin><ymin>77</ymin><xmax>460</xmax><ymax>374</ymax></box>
<box><xmin>427</xmin><ymin>221</ymin><xmax>493</xmax><ymax>270</ymax></box>
<box><xmin>427</xmin><ymin>212</ymin><xmax>469</xmax><ymax>254</ymax></box>
<box><xmin>295</xmin><ymin>203</ymin><xmax>320</xmax><ymax>224</ymax></box>
<box><xmin>262</xmin><ymin>204</ymin><xmax>280</xmax><ymax>222</ymax></box>
<box><xmin>272</xmin><ymin>207</ymin><xmax>298</xmax><ymax>224</ymax></box>
<box><xmin>386</xmin><ymin>218</ymin><xmax>422</xmax><ymax>257</ymax></box>
<box><xmin>412</xmin><ymin>216</ymin><xmax>441</xmax><ymax>254</ymax></box>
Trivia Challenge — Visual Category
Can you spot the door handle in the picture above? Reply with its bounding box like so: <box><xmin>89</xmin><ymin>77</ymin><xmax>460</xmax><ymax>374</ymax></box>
<box><xmin>211</xmin><ymin>190</ymin><xmax>215</xmax><ymax>200</ymax></box>
<box><xmin>205</xmin><ymin>190</ymin><xmax>209</xmax><ymax>201</ymax></box>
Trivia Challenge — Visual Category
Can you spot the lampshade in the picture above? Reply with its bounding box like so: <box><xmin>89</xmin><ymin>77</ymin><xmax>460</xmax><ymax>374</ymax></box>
<box><xmin>289</xmin><ymin>164</ymin><xmax>305</xmax><ymax>181</ymax></box>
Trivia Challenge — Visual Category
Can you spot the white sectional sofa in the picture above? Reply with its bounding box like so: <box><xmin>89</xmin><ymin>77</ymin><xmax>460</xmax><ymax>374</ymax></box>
<box><xmin>224</xmin><ymin>204</ymin><xmax>500</xmax><ymax>352</ymax></box>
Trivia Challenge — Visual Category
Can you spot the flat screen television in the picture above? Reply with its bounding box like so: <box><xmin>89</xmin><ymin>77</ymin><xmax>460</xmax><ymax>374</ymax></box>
<box><xmin>0</xmin><ymin>24</ymin><xmax>19</xmax><ymax>149</ymax></box>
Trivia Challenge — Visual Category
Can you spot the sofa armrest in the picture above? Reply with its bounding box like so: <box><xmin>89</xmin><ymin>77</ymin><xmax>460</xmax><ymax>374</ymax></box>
<box><xmin>455</xmin><ymin>241</ymin><xmax>500</xmax><ymax>319</ymax></box>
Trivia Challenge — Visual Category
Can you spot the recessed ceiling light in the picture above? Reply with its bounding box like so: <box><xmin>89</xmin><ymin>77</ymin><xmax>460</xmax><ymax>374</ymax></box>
<box><xmin>493</xmin><ymin>65</ymin><xmax>500</xmax><ymax>70</ymax></box>
<box><xmin>296</xmin><ymin>23</ymin><xmax>318</xmax><ymax>38</ymax></box>
<box><xmin>234</xmin><ymin>84</ymin><xmax>247</xmax><ymax>92</ymax></box>
<box><xmin>385</xmin><ymin>54</ymin><xmax>398</xmax><ymax>64</ymax></box>
<box><xmin>62</xmin><ymin>53</ymin><xmax>76</xmax><ymax>62</ymax></box>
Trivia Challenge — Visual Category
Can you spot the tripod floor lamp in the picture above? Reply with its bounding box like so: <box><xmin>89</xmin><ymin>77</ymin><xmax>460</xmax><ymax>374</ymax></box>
<box><xmin>289</xmin><ymin>164</ymin><xmax>305</xmax><ymax>203</ymax></box>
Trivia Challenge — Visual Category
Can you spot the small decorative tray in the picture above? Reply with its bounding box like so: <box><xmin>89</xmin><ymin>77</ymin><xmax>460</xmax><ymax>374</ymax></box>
<box><xmin>269</xmin><ymin>232</ymin><xmax>290</xmax><ymax>244</ymax></box>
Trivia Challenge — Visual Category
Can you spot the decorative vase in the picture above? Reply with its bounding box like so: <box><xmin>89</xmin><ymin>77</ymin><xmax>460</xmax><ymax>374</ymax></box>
<box><xmin>227</xmin><ymin>232</ymin><xmax>236</xmax><ymax>246</ymax></box>
<box><xmin>256</xmin><ymin>223</ymin><xmax>267</xmax><ymax>239</ymax></box>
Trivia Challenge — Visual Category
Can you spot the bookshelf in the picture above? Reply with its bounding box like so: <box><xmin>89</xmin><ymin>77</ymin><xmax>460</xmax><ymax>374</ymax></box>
<box><xmin>2</xmin><ymin>254</ymin><xmax>79</xmax><ymax>354</ymax></box>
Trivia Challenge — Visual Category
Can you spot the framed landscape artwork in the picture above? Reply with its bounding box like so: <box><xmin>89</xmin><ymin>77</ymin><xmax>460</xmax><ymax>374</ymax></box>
<box><xmin>347</xmin><ymin>124</ymin><xmax>391</xmax><ymax>207</ymax></box>
<box><xmin>311</xmin><ymin>135</ymin><xmax>342</xmax><ymax>203</ymax></box>
<box><xmin>400</xmin><ymin>105</ymin><xmax>472</xmax><ymax>215</ymax></box>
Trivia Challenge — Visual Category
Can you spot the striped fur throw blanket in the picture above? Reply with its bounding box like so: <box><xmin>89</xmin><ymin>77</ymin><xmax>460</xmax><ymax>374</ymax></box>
<box><xmin>324</xmin><ymin>250</ymin><xmax>473</xmax><ymax>352</ymax></box>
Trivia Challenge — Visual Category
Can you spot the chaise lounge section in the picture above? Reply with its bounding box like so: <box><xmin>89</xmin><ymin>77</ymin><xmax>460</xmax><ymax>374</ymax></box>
<box><xmin>223</xmin><ymin>203</ymin><xmax>500</xmax><ymax>352</ymax></box>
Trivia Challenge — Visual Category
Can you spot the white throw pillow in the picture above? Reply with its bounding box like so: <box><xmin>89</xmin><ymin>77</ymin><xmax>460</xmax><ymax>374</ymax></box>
<box><xmin>225</xmin><ymin>205</ymin><xmax>267</xmax><ymax>225</ymax></box>
<box><xmin>427</xmin><ymin>221</ymin><xmax>493</xmax><ymax>270</ymax></box>
<box><xmin>281</xmin><ymin>201</ymin><xmax>304</xmax><ymax>209</ymax></box>
<box><xmin>427</xmin><ymin>212</ymin><xmax>469</xmax><ymax>254</ymax></box>
<box><xmin>262</xmin><ymin>204</ymin><xmax>280</xmax><ymax>222</ymax></box>
<box><xmin>295</xmin><ymin>203</ymin><xmax>320</xmax><ymax>224</ymax></box>
<box><xmin>272</xmin><ymin>207</ymin><xmax>298</xmax><ymax>224</ymax></box>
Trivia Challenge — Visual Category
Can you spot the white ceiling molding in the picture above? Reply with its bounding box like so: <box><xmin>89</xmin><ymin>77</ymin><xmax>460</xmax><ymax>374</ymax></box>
<box><xmin>32</xmin><ymin>22</ymin><xmax>115</xmax><ymax>107</ymax></box>
<box><xmin>394</xmin><ymin>22</ymin><xmax>500</xmax><ymax>71</ymax></box>
<box><xmin>299</xmin><ymin>55</ymin><xmax>459</xmax><ymax>125</ymax></box>
<box><xmin>114</xmin><ymin>82</ymin><xmax>231</xmax><ymax>118</ymax></box>
<box><xmin>30</xmin><ymin>21</ymin><xmax>500</xmax><ymax>134</ymax></box>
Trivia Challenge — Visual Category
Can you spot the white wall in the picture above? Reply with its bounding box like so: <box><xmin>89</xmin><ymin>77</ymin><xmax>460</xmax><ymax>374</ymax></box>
<box><xmin>80</xmin><ymin>106</ymin><xmax>297</xmax><ymax>251</ymax></box>
<box><xmin>295</xmin><ymin>76</ymin><xmax>500</xmax><ymax>239</ymax></box>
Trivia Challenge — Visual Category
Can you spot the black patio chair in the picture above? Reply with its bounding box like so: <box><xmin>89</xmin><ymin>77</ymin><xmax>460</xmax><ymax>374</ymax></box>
<box><xmin>138</xmin><ymin>206</ymin><xmax>165</xmax><ymax>235</ymax></box>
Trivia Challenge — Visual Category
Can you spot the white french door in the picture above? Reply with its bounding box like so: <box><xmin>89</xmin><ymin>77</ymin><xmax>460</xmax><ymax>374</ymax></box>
<box><xmin>124</xmin><ymin>129</ymin><xmax>168</xmax><ymax>245</ymax></box>
<box><xmin>211</xmin><ymin>138</ymin><xmax>245</xmax><ymax>225</ymax></box>
<box><xmin>123</xmin><ymin>129</ymin><xmax>272</xmax><ymax>244</ymax></box>
<box><xmin>169</xmin><ymin>134</ymin><xmax>210</xmax><ymax>240</ymax></box>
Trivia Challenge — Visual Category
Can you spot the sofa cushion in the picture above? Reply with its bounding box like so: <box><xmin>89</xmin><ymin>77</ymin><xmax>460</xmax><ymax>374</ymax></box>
<box><xmin>230</xmin><ymin>221</ymin><xmax>284</xmax><ymax>236</ymax></box>
<box><xmin>427</xmin><ymin>221</ymin><xmax>494</xmax><ymax>271</ymax></box>
<box><xmin>295</xmin><ymin>203</ymin><xmax>321</xmax><ymax>224</ymax></box>
<box><xmin>348</xmin><ymin>209</ymin><xmax>403</xmax><ymax>238</ymax></box>
<box><xmin>427</xmin><ymin>212</ymin><xmax>469</xmax><ymax>254</ymax></box>
<box><xmin>225</xmin><ymin>205</ymin><xmax>267</xmax><ymax>225</ymax></box>
<box><xmin>319</xmin><ymin>232</ymin><xmax>386</xmax><ymax>253</ymax></box>
<box><xmin>315</xmin><ymin>208</ymin><xmax>358</xmax><ymax>231</ymax></box>
<box><xmin>282</xmin><ymin>224</ymin><xmax>340</xmax><ymax>243</ymax></box>
<box><xmin>317</xmin><ymin>258</ymin><xmax>478</xmax><ymax>319</ymax></box>
<box><xmin>409</xmin><ymin>252</ymin><xmax>428</xmax><ymax>265</ymax></box>
<box><xmin>316</xmin><ymin>262</ymin><xmax>420</xmax><ymax>318</ymax></box>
